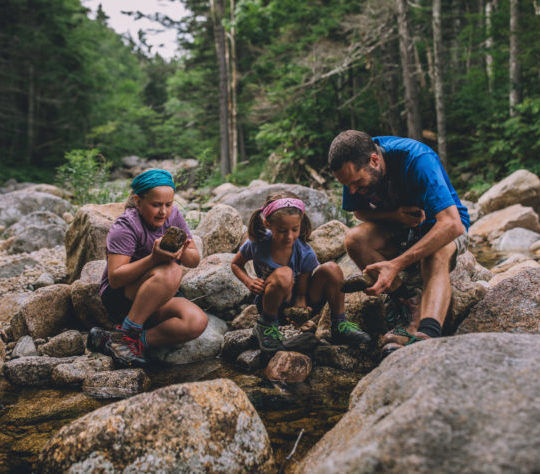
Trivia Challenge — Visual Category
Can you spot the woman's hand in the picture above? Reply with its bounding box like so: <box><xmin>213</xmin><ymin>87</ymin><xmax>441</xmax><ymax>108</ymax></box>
<box><xmin>247</xmin><ymin>277</ymin><xmax>266</xmax><ymax>295</ymax></box>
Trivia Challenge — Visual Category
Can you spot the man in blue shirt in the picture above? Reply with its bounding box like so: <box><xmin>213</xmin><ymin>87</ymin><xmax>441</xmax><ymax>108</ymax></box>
<box><xmin>328</xmin><ymin>130</ymin><xmax>469</xmax><ymax>356</ymax></box>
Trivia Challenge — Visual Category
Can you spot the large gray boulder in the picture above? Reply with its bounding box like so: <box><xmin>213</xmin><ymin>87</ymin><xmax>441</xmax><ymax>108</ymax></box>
<box><xmin>219</xmin><ymin>183</ymin><xmax>341</xmax><ymax>228</ymax></box>
<box><xmin>39</xmin><ymin>378</ymin><xmax>275</xmax><ymax>473</ymax></box>
<box><xmin>5</xmin><ymin>211</ymin><xmax>67</xmax><ymax>254</ymax></box>
<box><xmin>64</xmin><ymin>203</ymin><xmax>124</xmax><ymax>283</ymax></box>
<box><xmin>181</xmin><ymin>253</ymin><xmax>251</xmax><ymax>317</ymax></box>
<box><xmin>0</xmin><ymin>190</ymin><xmax>72</xmax><ymax>228</ymax></box>
<box><xmin>10</xmin><ymin>284</ymin><xmax>73</xmax><ymax>340</ymax></box>
<box><xmin>494</xmin><ymin>227</ymin><xmax>540</xmax><ymax>252</ymax></box>
<box><xmin>457</xmin><ymin>267</ymin><xmax>540</xmax><ymax>334</ymax></box>
<box><xmin>478</xmin><ymin>169</ymin><xmax>540</xmax><ymax>215</ymax></box>
<box><xmin>297</xmin><ymin>333</ymin><xmax>540</xmax><ymax>474</ymax></box>
<box><xmin>469</xmin><ymin>204</ymin><xmax>540</xmax><ymax>242</ymax></box>
<box><xmin>151</xmin><ymin>314</ymin><xmax>228</xmax><ymax>364</ymax></box>
<box><xmin>194</xmin><ymin>204</ymin><xmax>244</xmax><ymax>256</ymax></box>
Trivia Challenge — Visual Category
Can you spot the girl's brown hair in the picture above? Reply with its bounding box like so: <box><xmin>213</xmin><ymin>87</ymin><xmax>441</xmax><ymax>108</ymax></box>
<box><xmin>248</xmin><ymin>191</ymin><xmax>312</xmax><ymax>242</ymax></box>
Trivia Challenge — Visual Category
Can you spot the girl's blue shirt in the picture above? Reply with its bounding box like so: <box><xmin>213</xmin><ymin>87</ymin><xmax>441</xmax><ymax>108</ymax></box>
<box><xmin>239</xmin><ymin>231</ymin><xmax>319</xmax><ymax>280</ymax></box>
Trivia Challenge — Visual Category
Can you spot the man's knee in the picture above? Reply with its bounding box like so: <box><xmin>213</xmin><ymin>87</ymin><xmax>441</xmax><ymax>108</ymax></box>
<box><xmin>422</xmin><ymin>241</ymin><xmax>456</xmax><ymax>272</ymax></box>
<box><xmin>345</xmin><ymin>223</ymin><xmax>376</xmax><ymax>252</ymax></box>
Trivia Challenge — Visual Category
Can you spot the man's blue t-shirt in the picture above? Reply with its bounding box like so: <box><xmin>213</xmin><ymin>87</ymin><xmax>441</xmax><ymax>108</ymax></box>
<box><xmin>239</xmin><ymin>232</ymin><xmax>319</xmax><ymax>281</ymax></box>
<box><xmin>342</xmin><ymin>136</ymin><xmax>469</xmax><ymax>230</ymax></box>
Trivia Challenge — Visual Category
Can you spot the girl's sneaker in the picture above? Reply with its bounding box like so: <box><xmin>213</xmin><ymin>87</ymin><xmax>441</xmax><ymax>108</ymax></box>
<box><xmin>330</xmin><ymin>320</ymin><xmax>371</xmax><ymax>346</ymax></box>
<box><xmin>253</xmin><ymin>319</ymin><xmax>285</xmax><ymax>353</ymax></box>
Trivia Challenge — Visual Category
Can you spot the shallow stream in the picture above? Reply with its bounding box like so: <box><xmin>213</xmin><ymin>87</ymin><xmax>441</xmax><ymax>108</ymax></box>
<box><xmin>0</xmin><ymin>245</ymin><xmax>509</xmax><ymax>473</ymax></box>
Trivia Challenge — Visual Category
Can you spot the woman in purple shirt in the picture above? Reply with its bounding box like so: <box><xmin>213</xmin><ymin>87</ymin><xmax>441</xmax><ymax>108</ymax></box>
<box><xmin>87</xmin><ymin>169</ymin><xmax>207</xmax><ymax>367</ymax></box>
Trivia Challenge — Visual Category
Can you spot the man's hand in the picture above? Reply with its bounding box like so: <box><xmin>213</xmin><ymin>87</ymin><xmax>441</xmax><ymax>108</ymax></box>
<box><xmin>247</xmin><ymin>277</ymin><xmax>266</xmax><ymax>295</ymax></box>
<box><xmin>364</xmin><ymin>260</ymin><xmax>401</xmax><ymax>296</ymax></box>
<box><xmin>393</xmin><ymin>206</ymin><xmax>425</xmax><ymax>227</ymax></box>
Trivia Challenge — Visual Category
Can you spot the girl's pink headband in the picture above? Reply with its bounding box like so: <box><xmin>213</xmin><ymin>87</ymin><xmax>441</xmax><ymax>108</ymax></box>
<box><xmin>261</xmin><ymin>198</ymin><xmax>305</xmax><ymax>219</ymax></box>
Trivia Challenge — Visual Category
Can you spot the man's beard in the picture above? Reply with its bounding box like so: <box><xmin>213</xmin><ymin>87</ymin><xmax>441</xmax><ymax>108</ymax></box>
<box><xmin>362</xmin><ymin>166</ymin><xmax>387</xmax><ymax>203</ymax></box>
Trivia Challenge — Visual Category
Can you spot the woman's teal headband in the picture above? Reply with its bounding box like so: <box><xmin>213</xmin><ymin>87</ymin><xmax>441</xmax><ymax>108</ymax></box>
<box><xmin>131</xmin><ymin>169</ymin><xmax>175</xmax><ymax>195</ymax></box>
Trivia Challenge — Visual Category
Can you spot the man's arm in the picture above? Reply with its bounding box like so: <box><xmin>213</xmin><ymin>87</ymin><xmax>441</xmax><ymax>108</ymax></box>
<box><xmin>364</xmin><ymin>205</ymin><xmax>464</xmax><ymax>295</ymax></box>
<box><xmin>354</xmin><ymin>206</ymin><xmax>426</xmax><ymax>227</ymax></box>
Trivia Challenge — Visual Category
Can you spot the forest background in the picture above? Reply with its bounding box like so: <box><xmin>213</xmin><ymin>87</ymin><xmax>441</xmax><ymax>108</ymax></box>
<box><xmin>1</xmin><ymin>0</ymin><xmax>539</xmax><ymax>200</ymax></box>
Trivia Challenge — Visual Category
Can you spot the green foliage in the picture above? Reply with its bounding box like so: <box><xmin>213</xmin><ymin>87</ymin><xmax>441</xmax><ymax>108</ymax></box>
<box><xmin>55</xmin><ymin>149</ymin><xmax>118</xmax><ymax>204</ymax></box>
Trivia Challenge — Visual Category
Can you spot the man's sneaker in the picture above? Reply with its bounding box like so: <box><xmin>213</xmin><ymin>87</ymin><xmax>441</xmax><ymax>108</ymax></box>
<box><xmin>331</xmin><ymin>320</ymin><xmax>371</xmax><ymax>346</ymax></box>
<box><xmin>385</xmin><ymin>288</ymin><xmax>421</xmax><ymax>329</ymax></box>
<box><xmin>253</xmin><ymin>319</ymin><xmax>284</xmax><ymax>353</ymax></box>
<box><xmin>108</xmin><ymin>329</ymin><xmax>147</xmax><ymax>368</ymax></box>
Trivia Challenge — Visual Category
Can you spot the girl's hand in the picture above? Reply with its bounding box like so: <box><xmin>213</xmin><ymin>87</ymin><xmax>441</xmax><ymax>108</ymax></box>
<box><xmin>248</xmin><ymin>277</ymin><xmax>266</xmax><ymax>294</ymax></box>
<box><xmin>151</xmin><ymin>237</ymin><xmax>185</xmax><ymax>265</ymax></box>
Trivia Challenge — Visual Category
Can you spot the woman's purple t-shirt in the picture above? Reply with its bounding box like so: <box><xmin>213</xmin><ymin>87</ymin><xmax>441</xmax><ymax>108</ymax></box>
<box><xmin>99</xmin><ymin>206</ymin><xmax>192</xmax><ymax>295</ymax></box>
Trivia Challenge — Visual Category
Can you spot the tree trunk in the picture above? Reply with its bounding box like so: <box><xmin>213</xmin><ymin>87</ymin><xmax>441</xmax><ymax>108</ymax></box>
<box><xmin>485</xmin><ymin>0</ymin><xmax>497</xmax><ymax>94</ymax></box>
<box><xmin>228</xmin><ymin>0</ymin><xmax>238</xmax><ymax>172</ymax></box>
<box><xmin>396</xmin><ymin>0</ymin><xmax>422</xmax><ymax>140</ymax></box>
<box><xmin>509</xmin><ymin>0</ymin><xmax>521</xmax><ymax>116</ymax></box>
<box><xmin>381</xmin><ymin>41</ymin><xmax>403</xmax><ymax>136</ymax></box>
<box><xmin>26</xmin><ymin>63</ymin><xmax>35</xmax><ymax>165</ymax></box>
<box><xmin>210</xmin><ymin>0</ymin><xmax>230</xmax><ymax>177</ymax></box>
<box><xmin>432</xmin><ymin>0</ymin><xmax>447</xmax><ymax>166</ymax></box>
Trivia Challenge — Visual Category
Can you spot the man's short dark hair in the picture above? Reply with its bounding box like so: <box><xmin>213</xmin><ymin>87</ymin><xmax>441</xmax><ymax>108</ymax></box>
<box><xmin>328</xmin><ymin>130</ymin><xmax>377</xmax><ymax>171</ymax></box>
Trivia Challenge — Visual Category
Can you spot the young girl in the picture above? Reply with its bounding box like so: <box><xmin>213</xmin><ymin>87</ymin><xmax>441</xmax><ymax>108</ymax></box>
<box><xmin>231</xmin><ymin>191</ymin><xmax>370</xmax><ymax>353</ymax></box>
<box><xmin>87</xmin><ymin>168</ymin><xmax>208</xmax><ymax>367</ymax></box>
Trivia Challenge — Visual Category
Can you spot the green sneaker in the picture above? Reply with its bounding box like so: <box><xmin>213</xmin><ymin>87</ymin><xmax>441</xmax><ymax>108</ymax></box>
<box><xmin>253</xmin><ymin>319</ymin><xmax>284</xmax><ymax>353</ymax></box>
<box><xmin>331</xmin><ymin>320</ymin><xmax>371</xmax><ymax>346</ymax></box>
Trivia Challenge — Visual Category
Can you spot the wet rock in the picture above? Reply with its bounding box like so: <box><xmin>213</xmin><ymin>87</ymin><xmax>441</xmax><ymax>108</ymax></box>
<box><xmin>494</xmin><ymin>227</ymin><xmax>540</xmax><ymax>252</ymax></box>
<box><xmin>478</xmin><ymin>169</ymin><xmax>540</xmax><ymax>215</ymax></box>
<box><xmin>230</xmin><ymin>304</ymin><xmax>259</xmax><ymax>330</ymax></box>
<box><xmin>313</xmin><ymin>345</ymin><xmax>376</xmax><ymax>372</ymax></box>
<box><xmin>64</xmin><ymin>203</ymin><xmax>124</xmax><ymax>283</ymax></box>
<box><xmin>0</xmin><ymin>292</ymin><xmax>30</xmax><ymax>323</ymax></box>
<box><xmin>0</xmin><ymin>256</ymin><xmax>39</xmax><ymax>279</ymax></box>
<box><xmin>70</xmin><ymin>259</ymin><xmax>112</xmax><ymax>329</ymax></box>
<box><xmin>336</xmin><ymin>253</ymin><xmax>359</xmax><ymax>278</ymax></box>
<box><xmin>265</xmin><ymin>351</ymin><xmax>312</xmax><ymax>383</ymax></box>
<box><xmin>150</xmin><ymin>314</ymin><xmax>228</xmax><ymax>365</ymax></box>
<box><xmin>4</xmin><ymin>356</ymin><xmax>78</xmax><ymax>386</ymax></box>
<box><xmin>236</xmin><ymin>349</ymin><xmax>264</xmax><ymax>371</ymax></box>
<box><xmin>11</xmin><ymin>284</ymin><xmax>73</xmax><ymax>340</ymax></box>
<box><xmin>39</xmin><ymin>330</ymin><xmax>84</xmax><ymax>357</ymax></box>
<box><xmin>12</xmin><ymin>335</ymin><xmax>38</xmax><ymax>358</ymax></box>
<box><xmin>181</xmin><ymin>253</ymin><xmax>250</xmax><ymax>315</ymax></box>
<box><xmin>297</xmin><ymin>333</ymin><xmax>540</xmax><ymax>474</ymax></box>
<box><xmin>219</xmin><ymin>183</ymin><xmax>341</xmax><ymax>228</ymax></box>
<box><xmin>82</xmin><ymin>368</ymin><xmax>151</xmax><ymax>399</ymax></box>
<box><xmin>445</xmin><ymin>251</ymin><xmax>492</xmax><ymax>333</ymax></box>
<box><xmin>0</xmin><ymin>190</ymin><xmax>72</xmax><ymax>228</ymax></box>
<box><xmin>194</xmin><ymin>204</ymin><xmax>244</xmax><ymax>256</ymax></box>
<box><xmin>491</xmin><ymin>253</ymin><xmax>531</xmax><ymax>273</ymax></box>
<box><xmin>5</xmin><ymin>211</ymin><xmax>67</xmax><ymax>254</ymax></box>
<box><xmin>308</xmin><ymin>220</ymin><xmax>349</xmax><ymax>263</ymax></box>
<box><xmin>457</xmin><ymin>267</ymin><xmax>540</xmax><ymax>334</ymax></box>
<box><xmin>462</xmin><ymin>199</ymin><xmax>480</xmax><ymax>224</ymax></box>
<box><xmin>40</xmin><ymin>378</ymin><xmax>275</xmax><ymax>473</ymax></box>
<box><xmin>33</xmin><ymin>272</ymin><xmax>55</xmax><ymax>289</ymax></box>
<box><xmin>52</xmin><ymin>354</ymin><xmax>114</xmax><ymax>386</ymax></box>
<box><xmin>221</xmin><ymin>328</ymin><xmax>257</xmax><ymax>361</ymax></box>
<box><xmin>488</xmin><ymin>260</ymin><xmax>539</xmax><ymax>287</ymax></box>
<box><xmin>469</xmin><ymin>204</ymin><xmax>540</xmax><ymax>242</ymax></box>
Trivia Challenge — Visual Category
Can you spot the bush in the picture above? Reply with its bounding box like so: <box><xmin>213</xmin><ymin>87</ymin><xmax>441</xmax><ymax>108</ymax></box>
<box><xmin>56</xmin><ymin>149</ymin><xmax>116</xmax><ymax>205</ymax></box>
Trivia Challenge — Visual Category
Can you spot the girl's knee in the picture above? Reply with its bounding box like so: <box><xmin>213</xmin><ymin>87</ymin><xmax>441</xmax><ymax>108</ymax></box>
<box><xmin>268</xmin><ymin>266</ymin><xmax>294</xmax><ymax>290</ymax></box>
<box><xmin>345</xmin><ymin>224</ymin><xmax>371</xmax><ymax>250</ymax></box>
<box><xmin>316</xmin><ymin>261</ymin><xmax>344</xmax><ymax>283</ymax></box>
<box><xmin>152</xmin><ymin>263</ymin><xmax>183</xmax><ymax>291</ymax></box>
